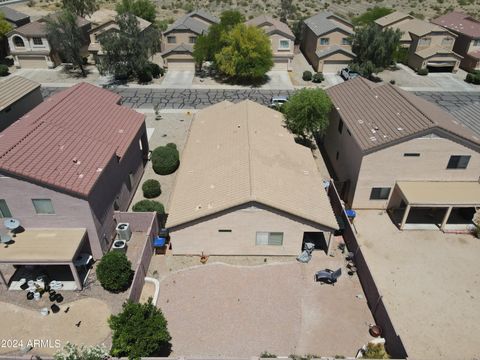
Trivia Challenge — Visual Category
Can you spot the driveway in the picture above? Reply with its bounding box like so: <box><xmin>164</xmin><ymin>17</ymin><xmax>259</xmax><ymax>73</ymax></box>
<box><xmin>263</xmin><ymin>70</ymin><xmax>294</xmax><ymax>89</ymax></box>
<box><xmin>324</xmin><ymin>73</ymin><xmax>344</xmax><ymax>87</ymax></box>
<box><xmin>162</xmin><ymin>70</ymin><xmax>194</xmax><ymax>88</ymax></box>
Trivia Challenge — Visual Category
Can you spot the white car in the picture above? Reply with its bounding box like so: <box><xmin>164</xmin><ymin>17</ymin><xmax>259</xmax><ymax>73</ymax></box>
<box><xmin>269</xmin><ymin>96</ymin><xmax>289</xmax><ymax>108</ymax></box>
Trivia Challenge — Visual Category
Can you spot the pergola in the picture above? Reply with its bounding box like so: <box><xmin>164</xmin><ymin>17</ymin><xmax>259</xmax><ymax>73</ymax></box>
<box><xmin>396</xmin><ymin>181</ymin><xmax>480</xmax><ymax>230</ymax></box>
<box><xmin>0</xmin><ymin>228</ymin><xmax>87</xmax><ymax>290</ymax></box>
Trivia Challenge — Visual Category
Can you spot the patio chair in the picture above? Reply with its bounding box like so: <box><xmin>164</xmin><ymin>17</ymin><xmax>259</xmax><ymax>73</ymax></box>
<box><xmin>314</xmin><ymin>268</ymin><xmax>342</xmax><ymax>285</ymax></box>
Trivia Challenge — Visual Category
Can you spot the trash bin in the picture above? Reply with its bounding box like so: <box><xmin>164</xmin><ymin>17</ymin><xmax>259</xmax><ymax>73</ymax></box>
<box><xmin>153</xmin><ymin>236</ymin><xmax>167</xmax><ymax>255</ymax></box>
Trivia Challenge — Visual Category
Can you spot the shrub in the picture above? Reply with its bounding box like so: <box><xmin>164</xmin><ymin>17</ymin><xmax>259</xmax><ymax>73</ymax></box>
<box><xmin>132</xmin><ymin>199</ymin><xmax>165</xmax><ymax>213</ymax></box>
<box><xmin>312</xmin><ymin>72</ymin><xmax>324</xmax><ymax>83</ymax></box>
<box><xmin>137</xmin><ymin>67</ymin><xmax>153</xmax><ymax>84</ymax></box>
<box><xmin>151</xmin><ymin>144</ymin><xmax>180</xmax><ymax>175</ymax></box>
<box><xmin>114</xmin><ymin>63</ymin><xmax>130</xmax><ymax>81</ymax></box>
<box><xmin>302</xmin><ymin>70</ymin><xmax>312</xmax><ymax>81</ymax></box>
<box><xmin>417</xmin><ymin>68</ymin><xmax>428</xmax><ymax>76</ymax></box>
<box><xmin>260</xmin><ymin>352</ymin><xmax>278</xmax><ymax>358</ymax></box>
<box><xmin>54</xmin><ymin>343</ymin><xmax>108</xmax><ymax>360</ymax></box>
<box><xmin>389</xmin><ymin>79</ymin><xmax>395</xmax><ymax>84</ymax></box>
<box><xmin>466</xmin><ymin>71</ymin><xmax>480</xmax><ymax>85</ymax></box>
<box><xmin>148</xmin><ymin>62</ymin><xmax>162</xmax><ymax>78</ymax></box>
<box><xmin>363</xmin><ymin>343</ymin><xmax>390</xmax><ymax>359</ymax></box>
<box><xmin>142</xmin><ymin>179</ymin><xmax>161</xmax><ymax>198</ymax></box>
<box><xmin>0</xmin><ymin>64</ymin><xmax>9</xmax><ymax>77</ymax></box>
<box><xmin>96</xmin><ymin>252</ymin><xmax>133</xmax><ymax>293</ymax></box>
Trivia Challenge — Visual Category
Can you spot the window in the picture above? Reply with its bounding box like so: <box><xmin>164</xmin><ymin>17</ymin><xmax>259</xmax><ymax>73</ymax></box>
<box><xmin>418</xmin><ymin>37</ymin><xmax>431</xmax><ymax>46</ymax></box>
<box><xmin>32</xmin><ymin>199</ymin><xmax>55</xmax><ymax>214</ymax></box>
<box><xmin>188</xmin><ymin>36</ymin><xmax>196</xmax><ymax>44</ymax></box>
<box><xmin>447</xmin><ymin>155</ymin><xmax>470</xmax><ymax>169</ymax></box>
<box><xmin>341</xmin><ymin>38</ymin><xmax>351</xmax><ymax>45</ymax></box>
<box><xmin>473</xmin><ymin>39</ymin><xmax>480</xmax><ymax>46</ymax></box>
<box><xmin>167</xmin><ymin>36</ymin><xmax>176</xmax><ymax>44</ymax></box>
<box><xmin>319</xmin><ymin>38</ymin><xmax>329</xmax><ymax>45</ymax></box>
<box><xmin>13</xmin><ymin>36</ymin><xmax>25</xmax><ymax>47</ymax></box>
<box><xmin>33</xmin><ymin>37</ymin><xmax>43</xmax><ymax>45</ymax></box>
<box><xmin>0</xmin><ymin>200</ymin><xmax>12</xmax><ymax>218</ymax></box>
<box><xmin>370</xmin><ymin>187</ymin><xmax>391</xmax><ymax>200</ymax></box>
<box><xmin>256</xmin><ymin>232</ymin><xmax>283</xmax><ymax>246</ymax></box>
<box><xmin>126</xmin><ymin>171</ymin><xmax>134</xmax><ymax>191</ymax></box>
<box><xmin>218</xmin><ymin>229</ymin><xmax>232</xmax><ymax>232</ymax></box>
<box><xmin>441</xmin><ymin>37</ymin><xmax>453</xmax><ymax>46</ymax></box>
<box><xmin>404</xmin><ymin>153</ymin><xmax>420</xmax><ymax>157</ymax></box>
<box><xmin>336</xmin><ymin>151</ymin><xmax>339</xmax><ymax>160</ymax></box>
<box><xmin>279</xmin><ymin>39</ymin><xmax>290</xmax><ymax>49</ymax></box>
<box><xmin>338</xmin><ymin>119</ymin><xmax>343</xmax><ymax>134</ymax></box>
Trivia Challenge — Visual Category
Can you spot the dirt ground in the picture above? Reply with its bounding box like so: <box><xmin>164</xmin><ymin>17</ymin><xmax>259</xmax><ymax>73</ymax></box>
<box><xmin>354</xmin><ymin>210</ymin><xmax>480</xmax><ymax>359</ymax></box>
<box><xmin>156</xmin><ymin>252</ymin><xmax>375</xmax><ymax>358</ymax></box>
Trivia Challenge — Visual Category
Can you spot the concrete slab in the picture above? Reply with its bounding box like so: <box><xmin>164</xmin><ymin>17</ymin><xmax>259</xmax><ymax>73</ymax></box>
<box><xmin>263</xmin><ymin>71</ymin><xmax>294</xmax><ymax>90</ymax></box>
<box><xmin>162</xmin><ymin>71</ymin><xmax>194</xmax><ymax>88</ymax></box>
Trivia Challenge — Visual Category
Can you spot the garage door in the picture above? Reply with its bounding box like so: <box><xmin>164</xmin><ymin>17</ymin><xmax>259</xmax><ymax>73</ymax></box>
<box><xmin>18</xmin><ymin>56</ymin><xmax>48</xmax><ymax>69</ymax></box>
<box><xmin>166</xmin><ymin>59</ymin><xmax>195</xmax><ymax>71</ymax></box>
<box><xmin>322</xmin><ymin>61</ymin><xmax>349</xmax><ymax>74</ymax></box>
<box><xmin>272</xmin><ymin>59</ymin><xmax>289</xmax><ymax>71</ymax></box>
<box><xmin>427</xmin><ymin>62</ymin><xmax>455</xmax><ymax>72</ymax></box>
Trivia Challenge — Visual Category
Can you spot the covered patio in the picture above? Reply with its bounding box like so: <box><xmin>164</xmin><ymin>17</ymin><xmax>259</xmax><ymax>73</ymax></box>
<box><xmin>389</xmin><ymin>181</ymin><xmax>480</xmax><ymax>231</ymax></box>
<box><xmin>0</xmin><ymin>228</ymin><xmax>89</xmax><ymax>290</ymax></box>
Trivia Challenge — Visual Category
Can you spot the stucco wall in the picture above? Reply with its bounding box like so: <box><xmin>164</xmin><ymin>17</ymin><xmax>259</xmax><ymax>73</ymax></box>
<box><xmin>300</xmin><ymin>27</ymin><xmax>320</xmax><ymax>70</ymax></box>
<box><xmin>0</xmin><ymin>88</ymin><xmax>43</xmax><ymax>132</ymax></box>
<box><xmin>162</xmin><ymin>31</ymin><xmax>196</xmax><ymax>52</ymax></box>
<box><xmin>170</xmin><ymin>204</ymin><xmax>331</xmax><ymax>256</ymax></box>
<box><xmin>269</xmin><ymin>33</ymin><xmax>294</xmax><ymax>58</ymax></box>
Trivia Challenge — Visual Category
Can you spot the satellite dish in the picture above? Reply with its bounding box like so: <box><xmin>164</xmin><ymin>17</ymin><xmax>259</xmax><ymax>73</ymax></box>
<box><xmin>4</xmin><ymin>218</ymin><xmax>20</xmax><ymax>231</ymax></box>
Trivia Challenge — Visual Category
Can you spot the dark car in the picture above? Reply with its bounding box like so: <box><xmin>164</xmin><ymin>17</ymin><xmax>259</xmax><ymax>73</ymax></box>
<box><xmin>340</xmin><ymin>68</ymin><xmax>360</xmax><ymax>81</ymax></box>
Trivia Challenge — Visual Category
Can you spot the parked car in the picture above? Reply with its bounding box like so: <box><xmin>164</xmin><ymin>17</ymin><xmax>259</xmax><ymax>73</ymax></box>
<box><xmin>340</xmin><ymin>68</ymin><xmax>360</xmax><ymax>81</ymax></box>
<box><xmin>269</xmin><ymin>96</ymin><xmax>289</xmax><ymax>109</ymax></box>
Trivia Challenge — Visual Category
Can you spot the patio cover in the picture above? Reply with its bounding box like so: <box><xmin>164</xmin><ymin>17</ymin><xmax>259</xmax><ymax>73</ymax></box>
<box><xmin>397</xmin><ymin>181</ymin><xmax>480</xmax><ymax>206</ymax></box>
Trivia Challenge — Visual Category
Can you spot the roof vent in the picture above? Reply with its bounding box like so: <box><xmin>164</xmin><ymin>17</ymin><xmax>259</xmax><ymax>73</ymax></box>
<box><xmin>207</xmin><ymin>203</ymin><xmax>213</xmax><ymax>209</ymax></box>
<box><xmin>303</xmin><ymin>170</ymin><xmax>309</xmax><ymax>175</ymax></box>
<box><xmin>374</xmin><ymin>95</ymin><xmax>379</xmax><ymax>99</ymax></box>
<box><xmin>59</xmin><ymin>145</ymin><xmax>65</xmax><ymax>151</ymax></box>
<box><xmin>358</xmin><ymin>119</ymin><xmax>364</xmax><ymax>124</ymax></box>
<box><xmin>96</xmin><ymin>168</ymin><xmax>103</xmax><ymax>172</ymax></box>
<box><xmin>118</xmin><ymin>129</ymin><xmax>124</xmax><ymax>133</ymax></box>
<box><xmin>370</xmin><ymin>136</ymin><xmax>377</xmax><ymax>142</ymax></box>
<box><xmin>210</xmin><ymin>184</ymin><xmax>215</xmax><ymax>189</ymax></box>
<box><xmin>195</xmin><ymin>204</ymin><xmax>202</xmax><ymax>211</ymax></box>
<box><xmin>237</xmin><ymin>124</ymin><xmax>241</xmax><ymax>128</ymax></box>
<box><xmin>397</xmin><ymin>127</ymin><xmax>403</xmax><ymax>131</ymax></box>
<box><xmin>78</xmin><ymin>173</ymin><xmax>84</xmax><ymax>178</ymax></box>
<box><xmin>371</xmin><ymin>129</ymin><xmax>376</xmax><ymax>134</ymax></box>
<box><xmin>72</xmin><ymin>158</ymin><xmax>80</xmax><ymax>164</ymax></box>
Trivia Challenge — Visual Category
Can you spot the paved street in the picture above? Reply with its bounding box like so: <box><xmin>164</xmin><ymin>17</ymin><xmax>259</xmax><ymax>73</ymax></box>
<box><xmin>415</xmin><ymin>91</ymin><xmax>480</xmax><ymax>112</ymax></box>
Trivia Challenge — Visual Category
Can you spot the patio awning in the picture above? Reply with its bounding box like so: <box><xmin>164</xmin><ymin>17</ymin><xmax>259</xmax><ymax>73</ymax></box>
<box><xmin>0</xmin><ymin>228</ymin><xmax>86</xmax><ymax>264</ymax></box>
<box><xmin>396</xmin><ymin>181</ymin><xmax>480</xmax><ymax>206</ymax></box>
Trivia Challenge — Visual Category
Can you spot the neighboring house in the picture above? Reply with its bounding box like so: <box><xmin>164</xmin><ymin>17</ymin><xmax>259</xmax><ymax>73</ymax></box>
<box><xmin>161</xmin><ymin>10</ymin><xmax>218</xmax><ymax>70</ymax></box>
<box><xmin>0</xmin><ymin>76</ymin><xmax>42</xmax><ymax>132</ymax></box>
<box><xmin>7</xmin><ymin>14</ymin><xmax>91</xmax><ymax>69</ymax></box>
<box><xmin>245</xmin><ymin>15</ymin><xmax>295</xmax><ymax>71</ymax></box>
<box><xmin>166</xmin><ymin>100</ymin><xmax>338</xmax><ymax>256</ymax></box>
<box><xmin>300</xmin><ymin>12</ymin><xmax>355</xmax><ymax>73</ymax></box>
<box><xmin>432</xmin><ymin>11</ymin><xmax>480</xmax><ymax>72</ymax></box>
<box><xmin>0</xmin><ymin>82</ymin><xmax>149</xmax><ymax>260</ymax></box>
<box><xmin>323</xmin><ymin>77</ymin><xmax>480</xmax><ymax>230</ymax></box>
<box><xmin>375</xmin><ymin>11</ymin><xmax>462</xmax><ymax>72</ymax></box>
<box><xmin>0</xmin><ymin>6</ymin><xmax>30</xmax><ymax>58</ymax></box>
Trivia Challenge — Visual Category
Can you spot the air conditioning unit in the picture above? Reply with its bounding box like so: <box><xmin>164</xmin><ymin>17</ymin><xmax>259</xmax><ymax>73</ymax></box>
<box><xmin>116</xmin><ymin>223</ymin><xmax>132</xmax><ymax>241</ymax></box>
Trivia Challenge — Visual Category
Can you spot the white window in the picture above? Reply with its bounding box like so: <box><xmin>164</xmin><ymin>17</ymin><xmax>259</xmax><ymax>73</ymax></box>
<box><xmin>13</xmin><ymin>36</ymin><xmax>25</xmax><ymax>47</ymax></box>
<box><xmin>256</xmin><ymin>232</ymin><xmax>284</xmax><ymax>246</ymax></box>
<box><xmin>472</xmin><ymin>39</ymin><xmax>480</xmax><ymax>46</ymax></box>
<box><xmin>341</xmin><ymin>38</ymin><xmax>351</xmax><ymax>45</ymax></box>
<box><xmin>441</xmin><ymin>37</ymin><xmax>453</xmax><ymax>46</ymax></box>
<box><xmin>32</xmin><ymin>199</ymin><xmax>55</xmax><ymax>214</ymax></box>
<box><xmin>167</xmin><ymin>36</ymin><xmax>176</xmax><ymax>44</ymax></box>
<box><xmin>0</xmin><ymin>199</ymin><xmax>12</xmax><ymax>218</ymax></box>
<box><xmin>319</xmin><ymin>38</ymin><xmax>329</xmax><ymax>45</ymax></box>
<box><xmin>370</xmin><ymin>188</ymin><xmax>391</xmax><ymax>200</ymax></box>
<box><xmin>279</xmin><ymin>39</ymin><xmax>290</xmax><ymax>49</ymax></box>
<box><xmin>189</xmin><ymin>36</ymin><xmax>196</xmax><ymax>44</ymax></box>
<box><xmin>418</xmin><ymin>37</ymin><xmax>431</xmax><ymax>46</ymax></box>
<box><xmin>33</xmin><ymin>37</ymin><xmax>43</xmax><ymax>45</ymax></box>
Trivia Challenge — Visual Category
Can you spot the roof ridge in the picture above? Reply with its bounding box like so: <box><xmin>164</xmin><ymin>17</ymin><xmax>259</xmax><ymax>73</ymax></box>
<box><xmin>244</xmin><ymin>101</ymin><xmax>255</xmax><ymax>201</ymax></box>
<box><xmin>388</xmin><ymin>84</ymin><xmax>436</xmax><ymax>128</ymax></box>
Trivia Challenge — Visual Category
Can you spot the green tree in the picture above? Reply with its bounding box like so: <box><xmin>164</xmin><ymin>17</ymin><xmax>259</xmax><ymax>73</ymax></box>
<box><xmin>279</xmin><ymin>0</ymin><xmax>295</xmax><ymax>22</ymax></box>
<box><xmin>0</xmin><ymin>13</ymin><xmax>13</xmax><ymax>39</ymax></box>
<box><xmin>46</xmin><ymin>10</ymin><xmax>88</xmax><ymax>76</ymax></box>
<box><xmin>96</xmin><ymin>251</ymin><xmax>133</xmax><ymax>293</ymax></box>
<box><xmin>219</xmin><ymin>9</ymin><xmax>245</xmax><ymax>28</ymax></box>
<box><xmin>109</xmin><ymin>299</ymin><xmax>172</xmax><ymax>358</ymax></box>
<box><xmin>282</xmin><ymin>88</ymin><xmax>332</xmax><ymax>139</ymax></box>
<box><xmin>352</xmin><ymin>7</ymin><xmax>393</xmax><ymax>26</ymax></box>
<box><xmin>215</xmin><ymin>23</ymin><xmax>273</xmax><ymax>80</ymax></box>
<box><xmin>61</xmin><ymin>0</ymin><xmax>98</xmax><ymax>17</ymax></box>
<box><xmin>116</xmin><ymin>0</ymin><xmax>157</xmax><ymax>23</ymax></box>
<box><xmin>291</xmin><ymin>17</ymin><xmax>305</xmax><ymax>44</ymax></box>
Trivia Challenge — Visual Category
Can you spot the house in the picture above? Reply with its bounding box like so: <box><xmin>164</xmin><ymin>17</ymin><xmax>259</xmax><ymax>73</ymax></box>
<box><xmin>0</xmin><ymin>6</ymin><xmax>30</xmax><ymax>58</ymax></box>
<box><xmin>166</xmin><ymin>100</ymin><xmax>338</xmax><ymax>256</ymax></box>
<box><xmin>161</xmin><ymin>10</ymin><xmax>219</xmax><ymax>70</ymax></box>
<box><xmin>245</xmin><ymin>15</ymin><xmax>295</xmax><ymax>71</ymax></box>
<box><xmin>0</xmin><ymin>76</ymin><xmax>42</xmax><ymax>132</ymax></box>
<box><xmin>0</xmin><ymin>82</ymin><xmax>149</xmax><ymax>262</ymax></box>
<box><xmin>432</xmin><ymin>11</ymin><xmax>480</xmax><ymax>72</ymax></box>
<box><xmin>375</xmin><ymin>11</ymin><xmax>462</xmax><ymax>72</ymax></box>
<box><xmin>7</xmin><ymin>14</ymin><xmax>91</xmax><ymax>69</ymax></box>
<box><xmin>87</xmin><ymin>11</ymin><xmax>152</xmax><ymax>64</ymax></box>
<box><xmin>300</xmin><ymin>12</ymin><xmax>355</xmax><ymax>73</ymax></box>
<box><xmin>323</xmin><ymin>77</ymin><xmax>480</xmax><ymax>230</ymax></box>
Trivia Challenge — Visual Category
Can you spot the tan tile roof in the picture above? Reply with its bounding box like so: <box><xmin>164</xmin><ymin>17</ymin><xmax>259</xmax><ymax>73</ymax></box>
<box><xmin>8</xmin><ymin>14</ymin><xmax>90</xmax><ymax>37</ymax></box>
<box><xmin>246</xmin><ymin>15</ymin><xmax>295</xmax><ymax>39</ymax></box>
<box><xmin>374</xmin><ymin>11</ymin><xmax>413</xmax><ymax>27</ymax></box>
<box><xmin>326</xmin><ymin>77</ymin><xmax>480</xmax><ymax>152</ymax></box>
<box><xmin>376</xmin><ymin>12</ymin><xmax>451</xmax><ymax>40</ymax></box>
<box><xmin>0</xmin><ymin>76</ymin><xmax>40</xmax><ymax>112</ymax></box>
<box><xmin>166</xmin><ymin>100</ymin><xmax>338</xmax><ymax>230</ymax></box>
<box><xmin>397</xmin><ymin>181</ymin><xmax>480</xmax><ymax>206</ymax></box>
<box><xmin>415</xmin><ymin>45</ymin><xmax>462</xmax><ymax>59</ymax></box>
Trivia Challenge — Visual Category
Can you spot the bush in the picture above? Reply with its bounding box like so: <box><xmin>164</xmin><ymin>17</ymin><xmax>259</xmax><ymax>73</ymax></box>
<box><xmin>0</xmin><ymin>64</ymin><xmax>9</xmax><ymax>77</ymax></box>
<box><xmin>109</xmin><ymin>299</ymin><xmax>172</xmax><ymax>358</ymax></box>
<box><xmin>151</xmin><ymin>144</ymin><xmax>180</xmax><ymax>175</ymax></box>
<box><xmin>260</xmin><ymin>352</ymin><xmax>277</xmax><ymax>358</ymax></box>
<box><xmin>54</xmin><ymin>343</ymin><xmax>108</xmax><ymax>360</ymax></box>
<box><xmin>132</xmin><ymin>199</ymin><xmax>165</xmax><ymax>213</ymax></box>
<box><xmin>312</xmin><ymin>72</ymin><xmax>324</xmax><ymax>83</ymax></box>
<box><xmin>302</xmin><ymin>70</ymin><xmax>312</xmax><ymax>81</ymax></box>
<box><xmin>114</xmin><ymin>63</ymin><xmax>130</xmax><ymax>81</ymax></box>
<box><xmin>137</xmin><ymin>67</ymin><xmax>153</xmax><ymax>84</ymax></box>
<box><xmin>96</xmin><ymin>252</ymin><xmax>133</xmax><ymax>293</ymax></box>
<box><xmin>389</xmin><ymin>79</ymin><xmax>395</xmax><ymax>84</ymax></box>
<box><xmin>417</xmin><ymin>68</ymin><xmax>428</xmax><ymax>76</ymax></box>
<box><xmin>465</xmin><ymin>71</ymin><xmax>480</xmax><ymax>85</ymax></box>
<box><xmin>363</xmin><ymin>343</ymin><xmax>390</xmax><ymax>359</ymax></box>
<box><xmin>148</xmin><ymin>62</ymin><xmax>162</xmax><ymax>78</ymax></box>
<box><xmin>142</xmin><ymin>179</ymin><xmax>161</xmax><ymax>198</ymax></box>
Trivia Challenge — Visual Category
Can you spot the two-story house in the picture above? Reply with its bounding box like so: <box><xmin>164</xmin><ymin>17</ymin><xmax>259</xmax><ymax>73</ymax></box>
<box><xmin>300</xmin><ymin>12</ymin><xmax>355</xmax><ymax>73</ymax></box>
<box><xmin>322</xmin><ymin>77</ymin><xmax>480</xmax><ymax>231</ymax></box>
<box><xmin>0</xmin><ymin>6</ymin><xmax>30</xmax><ymax>58</ymax></box>
<box><xmin>245</xmin><ymin>15</ymin><xmax>295</xmax><ymax>71</ymax></box>
<box><xmin>432</xmin><ymin>12</ymin><xmax>480</xmax><ymax>72</ymax></box>
<box><xmin>7</xmin><ymin>14</ymin><xmax>90</xmax><ymax>69</ymax></box>
<box><xmin>375</xmin><ymin>11</ymin><xmax>462</xmax><ymax>72</ymax></box>
<box><xmin>161</xmin><ymin>10</ymin><xmax>219</xmax><ymax>70</ymax></box>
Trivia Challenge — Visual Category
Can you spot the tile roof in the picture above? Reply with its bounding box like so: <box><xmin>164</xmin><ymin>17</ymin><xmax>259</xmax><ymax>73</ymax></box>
<box><xmin>0</xmin><ymin>76</ymin><xmax>40</xmax><ymax>112</ymax></box>
<box><xmin>376</xmin><ymin>12</ymin><xmax>451</xmax><ymax>40</ymax></box>
<box><xmin>8</xmin><ymin>14</ymin><xmax>90</xmax><ymax>37</ymax></box>
<box><xmin>432</xmin><ymin>11</ymin><xmax>480</xmax><ymax>38</ymax></box>
<box><xmin>326</xmin><ymin>77</ymin><xmax>480</xmax><ymax>152</ymax></box>
<box><xmin>0</xmin><ymin>83</ymin><xmax>145</xmax><ymax>198</ymax></box>
<box><xmin>246</xmin><ymin>15</ymin><xmax>295</xmax><ymax>39</ymax></box>
<box><xmin>303</xmin><ymin>11</ymin><xmax>354</xmax><ymax>37</ymax></box>
<box><xmin>161</xmin><ymin>43</ymin><xmax>194</xmax><ymax>56</ymax></box>
<box><xmin>415</xmin><ymin>45</ymin><xmax>462</xmax><ymax>59</ymax></box>
<box><xmin>316</xmin><ymin>45</ymin><xmax>355</xmax><ymax>59</ymax></box>
<box><xmin>166</xmin><ymin>100</ymin><xmax>338</xmax><ymax>230</ymax></box>
<box><xmin>0</xmin><ymin>6</ymin><xmax>30</xmax><ymax>23</ymax></box>
<box><xmin>164</xmin><ymin>10</ymin><xmax>218</xmax><ymax>35</ymax></box>
<box><xmin>450</xmin><ymin>102</ymin><xmax>480</xmax><ymax>137</ymax></box>
<box><xmin>374</xmin><ymin>11</ymin><xmax>413</xmax><ymax>27</ymax></box>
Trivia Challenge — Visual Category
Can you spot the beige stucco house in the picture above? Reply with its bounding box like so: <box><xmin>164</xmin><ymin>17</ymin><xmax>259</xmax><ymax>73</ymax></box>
<box><xmin>323</xmin><ymin>77</ymin><xmax>480</xmax><ymax>231</ymax></box>
<box><xmin>300</xmin><ymin>12</ymin><xmax>355</xmax><ymax>73</ymax></box>
<box><xmin>166</xmin><ymin>100</ymin><xmax>338</xmax><ymax>256</ymax></box>
<box><xmin>375</xmin><ymin>11</ymin><xmax>462</xmax><ymax>72</ymax></box>
<box><xmin>161</xmin><ymin>10</ymin><xmax>218</xmax><ymax>70</ymax></box>
<box><xmin>432</xmin><ymin>12</ymin><xmax>480</xmax><ymax>72</ymax></box>
<box><xmin>245</xmin><ymin>15</ymin><xmax>295</xmax><ymax>71</ymax></box>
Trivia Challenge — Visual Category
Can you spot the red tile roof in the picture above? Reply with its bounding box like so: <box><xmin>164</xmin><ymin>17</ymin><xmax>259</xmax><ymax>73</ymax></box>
<box><xmin>0</xmin><ymin>83</ymin><xmax>145</xmax><ymax>197</ymax></box>
<box><xmin>432</xmin><ymin>11</ymin><xmax>480</xmax><ymax>38</ymax></box>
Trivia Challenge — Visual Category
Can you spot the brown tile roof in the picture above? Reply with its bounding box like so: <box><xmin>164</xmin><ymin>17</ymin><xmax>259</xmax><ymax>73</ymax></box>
<box><xmin>326</xmin><ymin>77</ymin><xmax>480</xmax><ymax>152</ymax></box>
<box><xmin>9</xmin><ymin>14</ymin><xmax>89</xmax><ymax>37</ymax></box>
<box><xmin>0</xmin><ymin>83</ymin><xmax>145</xmax><ymax>198</ymax></box>
<box><xmin>415</xmin><ymin>45</ymin><xmax>462</xmax><ymax>59</ymax></box>
<box><xmin>0</xmin><ymin>76</ymin><xmax>40</xmax><ymax>112</ymax></box>
<box><xmin>166</xmin><ymin>100</ymin><xmax>338</xmax><ymax>230</ymax></box>
<box><xmin>246</xmin><ymin>15</ymin><xmax>295</xmax><ymax>39</ymax></box>
<box><xmin>432</xmin><ymin>11</ymin><xmax>480</xmax><ymax>39</ymax></box>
